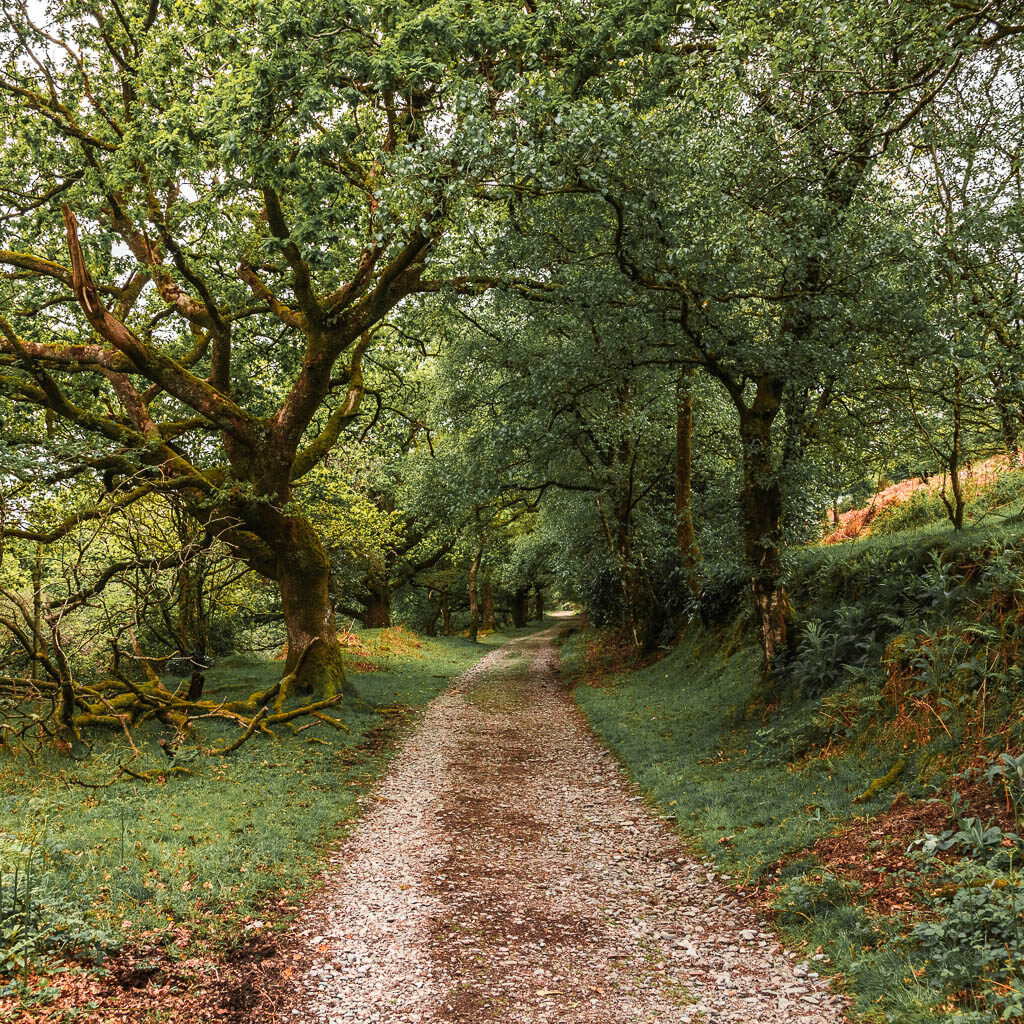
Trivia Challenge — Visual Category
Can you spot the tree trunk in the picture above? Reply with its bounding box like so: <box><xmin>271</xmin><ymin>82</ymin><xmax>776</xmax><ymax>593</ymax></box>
<box><xmin>945</xmin><ymin>369</ymin><xmax>965</xmax><ymax>531</ymax></box>
<box><xmin>361</xmin><ymin>578</ymin><xmax>392</xmax><ymax>628</ymax></box>
<box><xmin>31</xmin><ymin>544</ymin><xmax>42</xmax><ymax>682</ymax></box>
<box><xmin>425</xmin><ymin>590</ymin><xmax>441</xmax><ymax>636</ymax></box>
<box><xmin>187</xmin><ymin>670</ymin><xmax>206</xmax><ymax>701</ymax></box>
<box><xmin>534</xmin><ymin>586</ymin><xmax>544</xmax><ymax>622</ymax></box>
<box><xmin>675</xmin><ymin>370</ymin><xmax>700</xmax><ymax>595</ymax></box>
<box><xmin>511</xmin><ymin>587</ymin><xmax>528</xmax><ymax>628</ymax></box>
<box><xmin>468</xmin><ymin>543</ymin><xmax>483</xmax><ymax>642</ymax></box>
<box><xmin>266</xmin><ymin>513</ymin><xmax>348</xmax><ymax>698</ymax></box>
<box><xmin>441</xmin><ymin>593</ymin><xmax>452</xmax><ymax>636</ymax></box>
<box><xmin>176</xmin><ymin>561</ymin><xmax>208</xmax><ymax>661</ymax></box>
<box><xmin>948</xmin><ymin>464</ymin><xmax>965</xmax><ymax>531</ymax></box>
<box><xmin>482</xmin><ymin>579</ymin><xmax>495</xmax><ymax>632</ymax></box>
<box><xmin>998</xmin><ymin>401</ymin><xmax>1018</xmax><ymax>454</ymax></box>
<box><xmin>738</xmin><ymin>377</ymin><xmax>789</xmax><ymax>697</ymax></box>
<box><xmin>988</xmin><ymin>371</ymin><xmax>1019</xmax><ymax>454</ymax></box>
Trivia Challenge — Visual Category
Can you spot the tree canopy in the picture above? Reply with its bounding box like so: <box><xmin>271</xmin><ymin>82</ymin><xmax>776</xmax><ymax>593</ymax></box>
<box><xmin>2</xmin><ymin>0</ymin><xmax>1024</xmax><ymax>734</ymax></box>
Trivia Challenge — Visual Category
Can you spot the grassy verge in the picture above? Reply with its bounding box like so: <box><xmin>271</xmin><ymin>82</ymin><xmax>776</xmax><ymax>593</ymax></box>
<box><xmin>567</xmin><ymin>611</ymin><xmax>1024</xmax><ymax>1024</ymax></box>
<box><xmin>0</xmin><ymin>623</ymin><xmax>535</xmax><ymax>1010</ymax></box>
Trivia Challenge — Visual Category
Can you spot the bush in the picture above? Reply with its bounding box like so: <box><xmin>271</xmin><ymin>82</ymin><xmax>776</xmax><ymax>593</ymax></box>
<box><xmin>910</xmin><ymin>863</ymin><xmax>1024</xmax><ymax>1020</ymax></box>
<box><xmin>789</xmin><ymin>603</ymin><xmax>880</xmax><ymax>696</ymax></box>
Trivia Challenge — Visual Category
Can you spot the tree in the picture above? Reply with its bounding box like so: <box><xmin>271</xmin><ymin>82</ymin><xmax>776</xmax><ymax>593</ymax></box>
<box><xmin>0</xmin><ymin>0</ymin><xmax>565</xmax><ymax>695</ymax></box>
<box><xmin>494</xmin><ymin>0</ymin><xmax>1024</xmax><ymax>690</ymax></box>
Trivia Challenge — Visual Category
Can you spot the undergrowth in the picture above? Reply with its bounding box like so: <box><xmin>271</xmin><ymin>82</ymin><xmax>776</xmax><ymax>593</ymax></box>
<box><xmin>870</xmin><ymin>468</ymin><xmax>1024</xmax><ymax>538</ymax></box>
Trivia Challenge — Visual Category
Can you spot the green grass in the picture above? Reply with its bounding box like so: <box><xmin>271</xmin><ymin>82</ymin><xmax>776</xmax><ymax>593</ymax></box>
<box><xmin>0</xmin><ymin>622</ymin><xmax>540</xmax><ymax>989</ymax></box>
<box><xmin>568</xmin><ymin>631</ymin><xmax>897</xmax><ymax>881</ymax></box>
<box><xmin>567</xmin><ymin>626</ymin><xmax>1003</xmax><ymax>1024</ymax></box>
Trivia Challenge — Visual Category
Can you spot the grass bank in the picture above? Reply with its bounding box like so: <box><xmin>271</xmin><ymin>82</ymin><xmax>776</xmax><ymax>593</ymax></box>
<box><xmin>569</xmin><ymin>523</ymin><xmax>1024</xmax><ymax>1024</ymax></box>
<box><xmin>0</xmin><ymin>624</ymin><xmax>533</xmax><ymax>1013</ymax></box>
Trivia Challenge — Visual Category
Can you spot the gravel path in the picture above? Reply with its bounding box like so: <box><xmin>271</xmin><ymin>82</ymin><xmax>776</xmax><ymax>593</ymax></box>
<box><xmin>281</xmin><ymin>623</ymin><xmax>850</xmax><ymax>1023</ymax></box>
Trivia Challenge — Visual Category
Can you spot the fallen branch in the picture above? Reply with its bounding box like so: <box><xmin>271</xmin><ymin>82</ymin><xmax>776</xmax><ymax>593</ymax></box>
<box><xmin>204</xmin><ymin>706</ymin><xmax>270</xmax><ymax>756</ymax></box>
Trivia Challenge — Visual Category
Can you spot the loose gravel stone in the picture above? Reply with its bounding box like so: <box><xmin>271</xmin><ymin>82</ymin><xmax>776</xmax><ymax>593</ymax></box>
<box><xmin>278</xmin><ymin>623</ymin><xmax>850</xmax><ymax>1023</ymax></box>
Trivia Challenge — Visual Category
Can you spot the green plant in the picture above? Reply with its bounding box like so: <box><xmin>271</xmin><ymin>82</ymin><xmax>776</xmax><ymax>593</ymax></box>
<box><xmin>789</xmin><ymin>604</ymin><xmax>878</xmax><ymax>697</ymax></box>
<box><xmin>0</xmin><ymin>830</ymin><xmax>120</xmax><ymax>987</ymax></box>
<box><xmin>987</xmin><ymin>753</ymin><xmax>1024</xmax><ymax>834</ymax></box>
<box><xmin>910</xmin><ymin>787</ymin><xmax>1020</xmax><ymax>862</ymax></box>
<box><xmin>910</xmin><ymin>862</ymin><xmax>1024</xmax><ymax>1020</ymax></box>
<box><xmin>873</xmin><ymin>491</ymin><xmax>949</xmax><ymax>537</ymax></box>
<box><xmin>906</xmin><ymin>552</ymin><xmax>966</xmax><ymax>617</ymax></box>
<box><xmin>774</xmin><ymin>871</ymin><xmax>861</xmax><ymax>920</ymax></box>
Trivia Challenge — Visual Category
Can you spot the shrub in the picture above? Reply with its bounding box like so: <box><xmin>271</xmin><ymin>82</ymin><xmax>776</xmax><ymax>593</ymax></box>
<box><xmin>910</xmin><ymin>863</ymin><xmax>1024</xmax><ymax>1020</ymax></box>
<box><xmin>871</xmin><ymin>490</ymin><xmax>950</xmax><ymax>536</ymax></box>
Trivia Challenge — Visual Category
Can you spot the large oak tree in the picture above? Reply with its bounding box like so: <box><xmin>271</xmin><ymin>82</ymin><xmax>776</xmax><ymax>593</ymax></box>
<box><xmin>0</xmin><ymin>0</ymin><xmax>582</xmax><ymax>694</ymax></box>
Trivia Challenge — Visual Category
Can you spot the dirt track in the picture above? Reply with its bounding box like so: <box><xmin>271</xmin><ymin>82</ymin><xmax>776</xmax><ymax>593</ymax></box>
<box><xmin>277</xmin><ymin>622</ymin><xmax>850</xmax><ymax>1023</ymax></box>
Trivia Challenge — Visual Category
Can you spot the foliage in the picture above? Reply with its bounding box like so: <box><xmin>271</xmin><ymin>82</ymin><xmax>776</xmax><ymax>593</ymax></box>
<box><xmin>910</xmin><ymin>869</ymin><xmax>1024</xmax><ymax>1022</ymax></box>
<box><xmin>1</xmin><ymin>0</ymin><xmax>1024</xmax><ymax>1011</ymax></box>
<box><xmin>987</xmin><ymin>753</ymin><xmax>1024</xmax><ymax>835</ymax></box>
<box><xmin>872</xmin><ymin>490</ymin><xmax>952</xmax><ymax>537</ymax></box>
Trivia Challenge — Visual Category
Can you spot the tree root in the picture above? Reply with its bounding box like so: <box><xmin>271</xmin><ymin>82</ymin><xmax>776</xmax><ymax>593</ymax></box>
<box><xmin>272</xmin><ymin>638</ymin><xmax>320</xmax><ymax>713</ymax></box>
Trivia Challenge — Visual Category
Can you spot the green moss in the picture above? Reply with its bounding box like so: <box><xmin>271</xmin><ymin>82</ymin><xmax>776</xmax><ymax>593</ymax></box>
<box><xmin>853</xmin><ymin>759</ymin><xmax>906</xmax><ymax>804</ymax></box>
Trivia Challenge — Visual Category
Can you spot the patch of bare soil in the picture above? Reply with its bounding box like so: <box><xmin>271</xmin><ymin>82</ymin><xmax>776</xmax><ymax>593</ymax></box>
<box><xmin>263</xmin><ymin>623</ymin><xmax>852</xmax><ymax>1024</ymax></box>
<box><xmin>2</xmin><ymin>928</ymin><xmax>282</xmax><ymax>1024</ymax></box>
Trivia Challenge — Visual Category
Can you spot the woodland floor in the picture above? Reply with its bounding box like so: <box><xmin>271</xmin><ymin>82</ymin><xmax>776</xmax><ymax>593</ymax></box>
<box><xmin>252</xmin><ymin>617</ymin><xmax>852</xmax><ymax>1024</ymax></box>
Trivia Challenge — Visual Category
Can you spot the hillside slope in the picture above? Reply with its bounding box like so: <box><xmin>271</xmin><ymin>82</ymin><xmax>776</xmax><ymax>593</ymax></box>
<box><xmin>570</xmin><ymin>515</ymin><xmax>1024</xmax><ymax>1023</ymax></box>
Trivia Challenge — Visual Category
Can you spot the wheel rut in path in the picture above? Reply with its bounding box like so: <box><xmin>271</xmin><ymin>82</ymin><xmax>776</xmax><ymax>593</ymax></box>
<box><xmin>281</xmin><ymin>623</ymin><xmax>850</xmax><ymax>1023</ymax></box>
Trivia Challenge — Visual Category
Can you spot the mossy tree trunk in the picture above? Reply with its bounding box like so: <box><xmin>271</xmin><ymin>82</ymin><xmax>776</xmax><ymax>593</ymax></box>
<box><xmin>468</xmin><ymin>542</ymin><xmax>483</xmax><ymax>642</ymax></box>
<box><xmin>675</xmin><ymin>370</ymin><xmax>701</xmax><ymax>595</ymax></box>
<box><xmin>944</xmin><ymin>365</ymin><xmax>966</xmax><ymax>531</ymax></box>
<box><xmin>261</xmin><ymin>511</ymin><xmax>347</xmax><ymax>698</ymax></box>
<box><xmin>481</xmin><ymin>579</ymin><xmax>495</xmax><ymax>632</ymax></box>
<box><xmin>425</xmin><ymin>589</ymin><xmax>441</xmax><ymax>636</ymax></box>
<box><xmin>441</xmin><ymin>593</ymin><xmax>453</xmax><ymax>636</ymax></box>
<box><xmin>361</xmin><ymin>578</ymin><xmax>392</xmax><ymax>628</ymax></box>
<box><xmin>737</xmin><ymin>376</ymin><xmax>790</xmax><ymax>698</ymax></box>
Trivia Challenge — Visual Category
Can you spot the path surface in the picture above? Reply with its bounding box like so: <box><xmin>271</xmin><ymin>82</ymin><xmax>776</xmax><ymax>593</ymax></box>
<box><xmin>280</xmin><ymin>623</ymin><xmax>850</xmax><ymax>1023</ymax></box>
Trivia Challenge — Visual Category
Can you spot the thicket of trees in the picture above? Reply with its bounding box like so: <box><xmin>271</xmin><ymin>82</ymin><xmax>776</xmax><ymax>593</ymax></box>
<box><xmin>2</xmin><ymin>0</ymin><xmax>1023</xmax><ymax>745</ymax></box>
